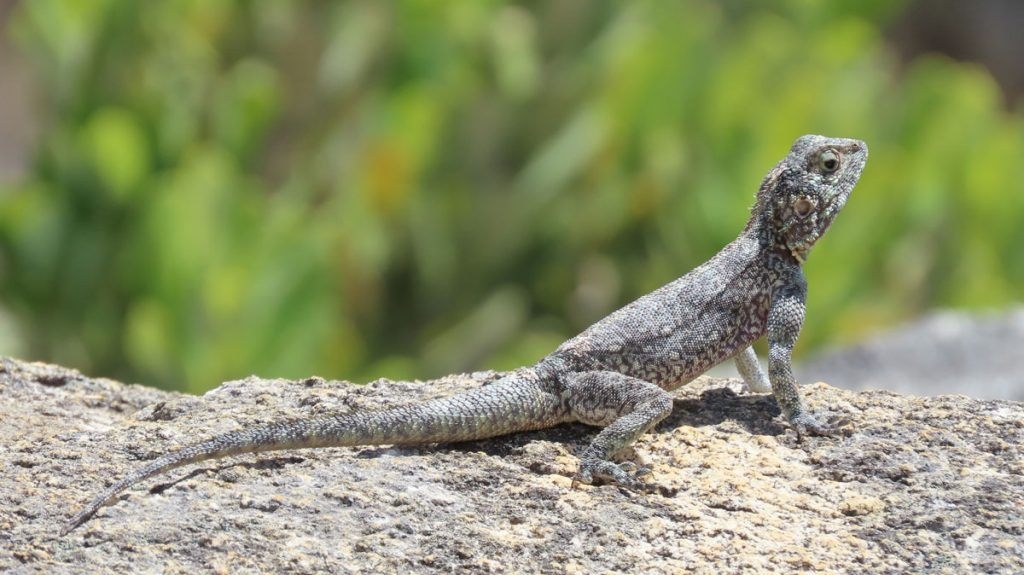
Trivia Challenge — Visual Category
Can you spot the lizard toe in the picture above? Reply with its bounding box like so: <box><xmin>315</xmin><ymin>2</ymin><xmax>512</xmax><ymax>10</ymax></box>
<box><xmin>576</xmin><ymin>458</ymin><xmax>650</xmax><ymax>490</ymax></box>
<box><xmin>789</xmin><ymin>412</ymin><xmax>833</xmax><ymax>439</ymax></box>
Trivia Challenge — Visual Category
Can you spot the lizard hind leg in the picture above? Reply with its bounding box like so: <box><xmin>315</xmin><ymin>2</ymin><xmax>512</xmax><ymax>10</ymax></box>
<box><xmin>564</xmin><ymin>371</ymin><xmax>673</xmax><ymax>490</ymax></box>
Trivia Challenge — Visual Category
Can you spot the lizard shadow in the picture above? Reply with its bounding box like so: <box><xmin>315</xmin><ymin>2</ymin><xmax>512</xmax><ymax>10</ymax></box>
<box><xmin>663</xmin><ymin>386</ymin><xmax>786</xmax><ymax>436</ymax></box>
<box><xmin>147</xmin><ymin>456</ymin><xmax>307</xmax><ymax>494</ymax></box>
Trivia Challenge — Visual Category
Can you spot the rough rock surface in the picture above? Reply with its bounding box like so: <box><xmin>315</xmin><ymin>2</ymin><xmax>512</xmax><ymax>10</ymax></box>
<box><xmin>2</xmin><ymin>357</ymin><xmax>1022</xmax><ymax>574</ymax></box>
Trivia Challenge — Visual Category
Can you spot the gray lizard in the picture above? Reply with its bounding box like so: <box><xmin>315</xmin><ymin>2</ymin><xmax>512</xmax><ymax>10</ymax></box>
<box><xmin>62</xmin><ymin>134</ymin><xmax>867</xmax><ymax>535</ymax></box>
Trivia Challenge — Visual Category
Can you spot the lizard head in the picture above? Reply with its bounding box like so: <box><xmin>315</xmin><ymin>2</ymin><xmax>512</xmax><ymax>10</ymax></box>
<box><xmin>750</xmin><ymin>134</ymin><xmax>868</xmax><ymax>263</ymax></box>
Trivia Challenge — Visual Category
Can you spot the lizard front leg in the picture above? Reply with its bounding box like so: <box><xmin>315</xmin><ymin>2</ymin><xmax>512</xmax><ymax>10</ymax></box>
<box><xmin>734</xmin><ymin>346</ymin><xmax>772</xmax><ymax>393</ymax></box>
<box><xmin>767</xmin><ymin>279</ymin><xmax>830</xmax><ymax>436</ymax></box>
<box><xmin>564</xmin><ymin>371</ymin><xmax>673</xmax><ymax>488</ymax></box>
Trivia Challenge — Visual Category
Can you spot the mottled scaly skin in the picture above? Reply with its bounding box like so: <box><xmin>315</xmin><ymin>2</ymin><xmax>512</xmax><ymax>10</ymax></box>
<box><xmin>62</xmin><ymin>135</ymin><xmax>867</xmax><ymax>535</ymax></box>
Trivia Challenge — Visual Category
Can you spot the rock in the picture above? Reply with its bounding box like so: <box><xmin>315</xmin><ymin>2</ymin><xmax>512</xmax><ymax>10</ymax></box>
<box><xmin>1</xmin><ymin>357</ymin><xmax>1022</xmax><ymax>573</ymax></box>
<box><xmin>798</xmin><ymin>307</ymin><xmax>1024</xmax><ymax>400</ymax></box>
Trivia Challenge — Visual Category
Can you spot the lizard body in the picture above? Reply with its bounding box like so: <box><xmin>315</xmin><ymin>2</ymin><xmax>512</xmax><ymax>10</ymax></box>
<box><xmin>62</xmin><ymin>134</ymin><xmax>867</xmax><ymax>535</ymax></box>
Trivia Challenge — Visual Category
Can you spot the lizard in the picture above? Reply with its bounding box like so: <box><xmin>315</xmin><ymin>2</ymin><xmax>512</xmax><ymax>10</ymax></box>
<box><xmin>61</xmin><ymin>134</ymin><xmax>867</xmax><ymax>535</ymax></box>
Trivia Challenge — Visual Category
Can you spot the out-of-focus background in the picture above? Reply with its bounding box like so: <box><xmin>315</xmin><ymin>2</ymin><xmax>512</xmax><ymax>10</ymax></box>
<box><xmin>1</xmin><ymin>1</ymin><xmax>1022</xmax><ymax>397</ymax></box>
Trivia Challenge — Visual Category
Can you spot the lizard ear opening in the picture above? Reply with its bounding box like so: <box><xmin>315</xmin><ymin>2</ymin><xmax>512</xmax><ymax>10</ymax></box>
<box><xmin>793</xmin><ymin>197</ymin><xmax>814</xmax><ymax>218</ymax></box>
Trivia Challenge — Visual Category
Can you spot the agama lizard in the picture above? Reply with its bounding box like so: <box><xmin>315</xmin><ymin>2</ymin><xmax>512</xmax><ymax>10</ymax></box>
<box><xmin>62</xmin><ymin>134</ymin><xmax>867</xmax><ymax>535</ymax></box>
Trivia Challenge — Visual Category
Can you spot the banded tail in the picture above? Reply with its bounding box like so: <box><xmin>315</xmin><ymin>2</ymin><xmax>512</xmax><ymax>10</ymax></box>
<box><xmin>62</xmin><ymin>373</ymin><xmax>567</xmax><ymax>535</ymax></box>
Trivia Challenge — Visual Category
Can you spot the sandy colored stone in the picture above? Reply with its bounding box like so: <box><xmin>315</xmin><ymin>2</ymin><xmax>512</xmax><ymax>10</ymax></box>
<box><xmin>1</xmin><ymin>357</ymin><xmax>1022</xmax><ymax>574</ymax></box>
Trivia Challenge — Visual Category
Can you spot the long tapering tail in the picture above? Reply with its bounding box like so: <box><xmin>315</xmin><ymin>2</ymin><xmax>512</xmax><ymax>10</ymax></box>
<box><xmin>62</xmin><ymin>373</ymin><xmax>567</xmax><ymax>535</ymax></box>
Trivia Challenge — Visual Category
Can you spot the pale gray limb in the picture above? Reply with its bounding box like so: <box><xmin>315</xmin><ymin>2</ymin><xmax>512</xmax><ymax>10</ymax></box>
<box><xmin>734</xmin><ymin>346</ymin><xmax>772</xmax><ymax>393</ymax></box>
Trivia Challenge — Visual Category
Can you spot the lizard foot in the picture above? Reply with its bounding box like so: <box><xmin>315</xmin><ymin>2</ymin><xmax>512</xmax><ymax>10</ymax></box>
<box><xmin>788</xmin><ymin>412</ymin><xmax>833</xmax><ymax>439</ymax></box>
<box><xmin>572</xmin><ymin>459</ymin><xmax>653</xmax><ymax>491</ymax></box>
<box><xmin>739</xmin><ymin>379</ymin><xmax>772</xmax><ymax>394</ymax></box>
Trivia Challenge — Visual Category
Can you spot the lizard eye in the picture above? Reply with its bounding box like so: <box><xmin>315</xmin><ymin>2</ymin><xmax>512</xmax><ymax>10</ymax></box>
<box><xmin>818</xmin><ymin>149</ymin><xmax>841</xmax><ymax>174</ymax></box>
<box><xmin>794</xmin><ymin>197</ymin><xmax>814</xmax><ymax>218</ymax></box>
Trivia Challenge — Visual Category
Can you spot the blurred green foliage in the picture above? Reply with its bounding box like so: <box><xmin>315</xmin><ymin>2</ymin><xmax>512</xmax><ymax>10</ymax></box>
<box><xmin>1</xmin><ymin>1</ymin><xmax>1022</xmax><ymax>392</ymax></box>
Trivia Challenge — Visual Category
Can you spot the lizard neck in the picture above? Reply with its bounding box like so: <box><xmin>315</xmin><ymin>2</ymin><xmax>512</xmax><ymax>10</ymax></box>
<box><xmin>742</xmin><ymin>209</ymin><xmax>807</xmax><ymax>267</ymax></box>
